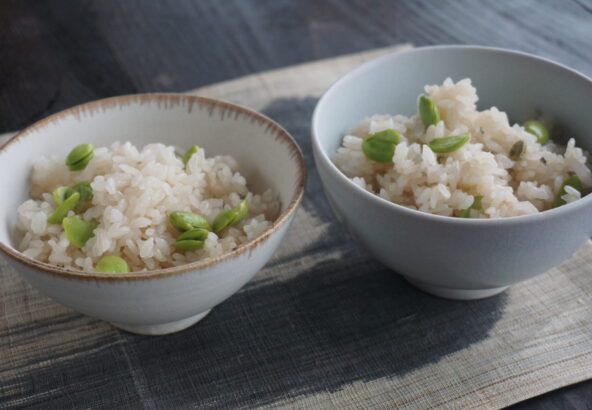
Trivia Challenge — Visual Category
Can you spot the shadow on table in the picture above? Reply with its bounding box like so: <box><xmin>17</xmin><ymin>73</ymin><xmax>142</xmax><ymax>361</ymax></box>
<box><xmin>121</xmin><ymin>98</ymin><xmax>508</xmax><ymax>407</ymax></box>
<box><xmin>0</xmin><ymin>99</ymin><xmax>507</xmax><ymax>409</ymax></box>
<box><xmin>124</xmin><ymin>261</ymin><xmax>507</xmax><ymax>408</ymax></box>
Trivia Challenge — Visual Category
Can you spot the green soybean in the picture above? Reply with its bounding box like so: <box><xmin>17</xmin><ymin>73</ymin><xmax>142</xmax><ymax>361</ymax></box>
<box><xmin>62</xmin><ymin>215</ymin><xmax>98</xmax><ymax>248</ymax></box>
<box><xmin>176</xmin><ymin>228</ymin><xmax>209</xmax><ymax>241</ymax></box>
<box><xmin>419</xmin><ymin>95</ymin><xmax>441</xmax><ymax>127</ymax></box>
<box><xmin>361</xmin><ymin>129</ymin><xmax>401</xmax><ymax>163</ymax></box>
<box><xmin>66</xmin><ymin>143</ymin><xmax>95</xmax><ymax>171</ymax></box>
<box><xmin>553</xmin><ymin>175</ymin><xmax>582</xmax><ymax>207</ymax></box>
<box><xmin>173</xmin><ymin>239</ymin><xmax>205</xmax><ymax>251</ymax></box>
<box><xmin>459</xmin><ymin>195</ymin><xmax>483</xmax><ymax>218</ymax></box>
<box><xmin>182</xmin><ymin>145</ymin><xmax>200</xmax><ymax>167</ymax></box>
<box><xmin>213</xmin><ymin>199</ymin><xmax>249</xmax><ymax>233</ymax></box>
<box><xmin>428</xmin><ymin>133</ymin><xmax>470</xmax><ymax>153</ymax></box>
<box><xmin>169</xmin><ymin>211</ymin><xmax>211</xmax><ymax>232</ymax></box>
<box><xmin>524</xmin><ymin>120</ymin><xmax>549</xmax><ymax>144</ymax></box>
<box><xmin>53</xmin><ymin>181</ymin><xmax>93</xmax><ymax>206</ymax></box>
<box><xmin>96</xmin><ymin>255</ymin><xmax>130</xmax><ymax>273</ymax></box>
<box><xmin>233</xmin><ymin>199</ymin><xmax>249</xmax><ymax>223</ymax></box>
<box><xmin>212</xmin><ymin>209</ymin><xmax>235</xmax><ymax>233</ymax></box>
<box><xmin>47</xmin><ymin>191</ymin><xmax>81</xmax><ymax>224</ymax></box>
<box><xmin>52</xmin><ymin>186</ymin><xmax>70</xmax><ymax>206</ymax></box>
<box><xmin>65</xmin><ymin>181</ymin><xmax>93</xmax><ymax>202</ymax></box>
<box><xmin>509</xmin><ymin>140</ymin><xmax>525</xmax><ymax>160</ymax></box>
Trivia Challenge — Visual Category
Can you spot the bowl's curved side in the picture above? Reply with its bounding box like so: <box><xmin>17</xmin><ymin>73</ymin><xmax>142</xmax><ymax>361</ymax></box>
<box><xmin>311</xmin><ymin>46</ymin><xmax>592</xmax><ymax>295</ymax></box>
<box><xmin>0</xmin><ymin>94</ymin><xmax>306</xmax><ymax>281</ymax></box>
<box><xmin>314</xmin><ymin>155</ymin><xmax>590</xmax><ymax>290</ymax></box>
<box><xmin>5</xmin><ymin>212</ymin><xmax>296</xmax><ymax>334</ymax></box>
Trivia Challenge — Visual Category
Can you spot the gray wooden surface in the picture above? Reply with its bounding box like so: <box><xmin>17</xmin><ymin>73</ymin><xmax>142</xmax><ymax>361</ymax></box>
<box><xmin>1</xmin><ymin>0</ymin><xmax>592</xmax><ymax>408</ymax></box>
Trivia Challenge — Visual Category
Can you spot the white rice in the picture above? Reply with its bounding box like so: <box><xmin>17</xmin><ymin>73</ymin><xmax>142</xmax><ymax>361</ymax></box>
<box><xmin>16</xmin><ymin>142</ymin><xmax>280</xmax><ymax>272</ymax></box>
<box><xmin>333</xmin><ymin>78</ymin><xmax>592</xmax><ymax>218</ymax></box>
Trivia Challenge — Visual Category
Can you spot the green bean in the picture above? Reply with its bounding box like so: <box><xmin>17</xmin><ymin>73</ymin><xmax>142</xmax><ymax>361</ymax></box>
<box><xmin>169</xmin><ymin>211</ymin><xmax>211</xmax><ymax>232</ymax></box>
<box><xmin>553</xmin><ymin>175</ymin><xmax>582</xmax><ymax>207</ymax></box>
<box><xmin>418</xmin><ymin>95</ymin><xmax>441</xmax><ymax>127</ymax></box>
<box><xmin>459</xmin><ymin>195</ymin><xmax>483</xmax><ymax>218</ymax></box>
<box><xmin>213</xmin><ymin>199</ymin><xmax>249</xmax><ymax>233</ymax></box>
<box><xmin>428</xmin><ymin>134</ymin><xmax>470</xmax><ymax>153</ymax></box>
<box><xmin>96</xmin><ymin>255</ymin><xmax>130</xmax><ymax>273</ymax></box>
<box><xmin>176</xmin><ymin>228</ymin><xmax>209</xmax><ymax>241</ymax></box>
<box><xmin>233</xmin><ymin>199</ymin><xmax>249</xmax><ymax>223</ymax></box>
<box><xmin>66</xmin><ymin>143</ymin><xmax>95</xmax><ymax>171</ymax></box>
<box><xmin>62</xmin><ymin>215</ymin><xmax>98</xmax><ymax>248</ymax></box>
<box><xmin>523</xmin><ymin>120</ymin><xmax>549</xmax><ymax>144</ymax></box>
<box><xmin>47</xmin><ymin>191</ymin><xmax>80</xmax><ymax>224</ymax></box>
<box><xmin>212</xmin><ymin>209</ymin><xmax>235</xmax><ymax>233</ymax></box>
<box><xmin>65</xmin><ymin>181</ymin><xmax>93</xmax><ymax>202</ymax></box>
<box><xmin>182</xmin><ymin>145</ymin><xmax>200</xmax><ymax>167</ymax></box>
<box><xmin>52</xmin><ymin>186</ymin><xmax>69</xmax><ymax>206</ymax></box>
<box><xmin>361</xmin><ymin>129</ymin><xmax>401</xmax><ymax>163</ymax></box>
<box><xmin>509</xmin><ymin>140</ymin><xmax>525</xmax><ymax>160</ymax></box>
<box><xmin>173</xmin><ymin>239</ymin><xmax>205</xmax><ymax>251</ymax></box>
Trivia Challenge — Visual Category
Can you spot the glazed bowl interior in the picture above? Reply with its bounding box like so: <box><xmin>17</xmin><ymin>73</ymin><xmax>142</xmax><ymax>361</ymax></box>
<box><xmin>0</xmin><ymin>94</ymin><xmax>304</xmax><ymax>274</ymax></box>
<box><xmin>311</xmin><ymin>46</ymin><xmax>592</xmax><ymax>299</ymax></box>
<box><xmin>314</xmin><ymin>46</ymin><xmax>592</xmax><ymax>167</ymax></box>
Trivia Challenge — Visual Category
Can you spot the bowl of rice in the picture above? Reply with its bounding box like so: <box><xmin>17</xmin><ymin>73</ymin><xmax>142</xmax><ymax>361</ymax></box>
<box><xmin>0</xmin><ymin>94</ymin><xmax>305</xmax><ymax>334</ymax></box>
<box><xmin>312</xmin><ymin>45</ymin><xmax>592</xmax><ymax>300</ymax></box>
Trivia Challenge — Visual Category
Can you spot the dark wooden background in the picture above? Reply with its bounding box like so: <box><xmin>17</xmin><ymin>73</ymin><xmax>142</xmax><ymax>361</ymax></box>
<box><xmin>1</xmin><ymin>0</ymin><xmax>591</xmax><ymax>408</ymax></box>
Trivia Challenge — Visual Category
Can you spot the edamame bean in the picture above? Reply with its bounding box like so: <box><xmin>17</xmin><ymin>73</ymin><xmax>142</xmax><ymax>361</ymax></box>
<box><xmin>173</xmin><ymin>239</ymin><xmax>205</xmax><ymax>251</ymax></box>
<box><xmin>553</xmin><ymin>175</ymin><xmax>582</xmax><ymax>207</ymax></box>
<box><xmin>428</xmin><ymin>134</ymin><xmax>470</xmax><ymax>153</ymax></box>
<box><xmin>96</xmin><ymin>255</ymin><xmax>130</xmax><ymax>273</ymax></box>
<box><xmin>47</xmin><ymin>191</ymin><xmax>81</xmax><ymax>224</ymax></box>
<box><xmin>233</xmin><ymin>199</ymin><xmax>249</xmax><ymax>223</ymax></box>
<box><xmin>66</xmin><ymin>143</ymin><xmax>95</xmax><ymax>171</ymax></box>
<box><xmin>53</xmin><ymin>181</ymin><xmax>93</xmax><ymax>206</ymax></box>
<box><xmin>176</xmin><ymin>228</ymin><xmax>209</xmax><ymax>241</ymax></box>
<box><xmin>169</xmin><ymin>211</ymin><xmax>211</xmax><ymax>232</ymax></box>
<box><xmin>52</xmin><ymin>186</ymin><xmax>69</xmax><ymax>206</ymax></box>
<box><xmin>459</xmin><ymin>195</ymin><xmax>483</xmax><ymax>218</ymax></box>
<box><xmin>65</xmin><ymin>181</ymin><xmax>93</xmax><ymax>202</ymax></box>
<box><xmin>62</xmin><ymin>215</ymin><xmax>98</xmax><ymax>248</ymax></box>
<box><xmin>213</xmin><ymin>199</ymin><xmax>249</xmax><ymax>233</ymax></box>
<box><xmin>509</xmin><ymin>140</ymin><xmax>525</xmax><ymax>160</ymax></box>
<box><xmin>361</xmin><ymin>129</ymin><xmax>401</xmax><ymax>163</ymax></box>
<box><xmin>182</xmin><ymin>145</ymin><xmax>200</xmax><ymax>167</ymax></box>
<box><xmin>419</xmin><ymin>95</ymin><xmax>441</xmax><ymax>127</ymax></box>
<box><xmin>523</xmin><ymin>120</ymin><xmax>549</xmax><ymax>144</ymax></box>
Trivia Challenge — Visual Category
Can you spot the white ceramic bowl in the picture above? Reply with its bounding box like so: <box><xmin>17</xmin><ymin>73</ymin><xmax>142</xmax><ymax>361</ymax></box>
<box><xmin>0</xmin><ymin>94</ymin><xmax>305</xmax><ymax>335</ymax></box>
<box><xmin>312</xmin><ymin>46</ymin><xmax>592</xmax><ymax>300</ymax></box>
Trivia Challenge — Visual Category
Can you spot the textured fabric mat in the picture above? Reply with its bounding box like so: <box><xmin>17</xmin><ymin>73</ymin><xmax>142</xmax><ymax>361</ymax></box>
<box><xmin>2</xmin><ymin>44</ymin><xmax>592</xmax><ymax>409</ymax></box>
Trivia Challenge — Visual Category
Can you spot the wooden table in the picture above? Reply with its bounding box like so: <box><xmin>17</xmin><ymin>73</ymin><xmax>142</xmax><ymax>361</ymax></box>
<box><xmin>1</xmin><ymin>0</ymin><xmax>591</xmax><ymax>408</ymax></box>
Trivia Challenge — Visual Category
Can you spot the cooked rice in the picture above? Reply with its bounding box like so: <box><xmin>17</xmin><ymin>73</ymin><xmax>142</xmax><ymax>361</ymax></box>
<box><xmin>16</xmin><ymin>142</ymin><xmax>280</xmax><ymax>272</ymax></box>
<box><xmin>333</xmin><ymin>78</ymin><xmax>592</xmax><ymax>218</ymax></box>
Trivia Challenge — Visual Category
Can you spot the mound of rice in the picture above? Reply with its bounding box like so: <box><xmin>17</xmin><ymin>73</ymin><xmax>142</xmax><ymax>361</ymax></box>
<box><xmin>333</xmin><ymin>78</ymin><xmax>592</xmax><ymax>218</ymax></box>
<box><xmin>16</xmin><ymin>142</ymin><xmax>280</xmax><ymax>272</ymax></box>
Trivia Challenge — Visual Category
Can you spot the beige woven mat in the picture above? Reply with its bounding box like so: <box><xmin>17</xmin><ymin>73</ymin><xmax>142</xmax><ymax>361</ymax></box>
<box><xmin>2</xmin><ymin>44</ymin><xmax>592</xmax><ymax>409</ymax></box>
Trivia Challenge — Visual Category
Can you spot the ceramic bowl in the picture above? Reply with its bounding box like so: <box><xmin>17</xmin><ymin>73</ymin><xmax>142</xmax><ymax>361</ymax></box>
<box><xmin>0</xmin><ymin>94</ymin><xmax>305</xmax><ymax>334</ymax></box>
<box><xmin>312</xmin><ymin>45</ymin><xmax>592</xmax><ymax>300</ymax></box>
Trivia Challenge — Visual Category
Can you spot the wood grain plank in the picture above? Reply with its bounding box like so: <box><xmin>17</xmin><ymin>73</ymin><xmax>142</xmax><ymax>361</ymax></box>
<box><xmin>1</xmin><ymin>0</ymin><xmax>590</xmax><ymax>132</ymax></box>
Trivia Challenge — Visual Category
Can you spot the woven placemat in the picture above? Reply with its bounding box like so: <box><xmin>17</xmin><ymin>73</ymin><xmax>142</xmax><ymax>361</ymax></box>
<box><xmin>2</xmin><ymin>44</ymin><xmax>592</xmax><ymax>409</ymax></box>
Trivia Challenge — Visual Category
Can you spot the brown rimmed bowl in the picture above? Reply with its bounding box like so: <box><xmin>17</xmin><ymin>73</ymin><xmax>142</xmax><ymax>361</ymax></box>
<box><xmin>0</xmin><ymin>94</ymin><xmax>306</xmax><ymax>335</ymax></box>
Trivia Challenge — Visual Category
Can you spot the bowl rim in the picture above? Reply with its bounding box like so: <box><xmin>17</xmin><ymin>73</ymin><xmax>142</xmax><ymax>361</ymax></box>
<box><xmin>311</xmin><ymin>44</ymin><xmax>592</xmax><ymax>226</ymax></box>
<box><xmin>0</xmin><ymin>93</ymin><xmax>307</xmax><ymax>281</ymax></box>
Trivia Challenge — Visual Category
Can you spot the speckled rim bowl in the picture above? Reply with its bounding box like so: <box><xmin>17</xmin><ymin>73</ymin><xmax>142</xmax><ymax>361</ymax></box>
<box><xmin>0</xmin><ymin>94</ymin><xmax>306</xmax><ymax>334</ymax></box>
<box><xmin>312</xmin><ymin>45</ymin><xmax>592</xmax><ymax>300</ymax></box>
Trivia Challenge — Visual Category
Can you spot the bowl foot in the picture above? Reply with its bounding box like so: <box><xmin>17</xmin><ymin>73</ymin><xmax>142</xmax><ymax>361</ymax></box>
<box><xmin>405</xmin><ymin>278</ymin><xmax>508</xmax><ymax>300</ymax></box>
<box><xmin>110</xmin><ymin>309</ymin><xmax>211</xmax><ymax>335</ymax></box>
